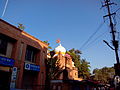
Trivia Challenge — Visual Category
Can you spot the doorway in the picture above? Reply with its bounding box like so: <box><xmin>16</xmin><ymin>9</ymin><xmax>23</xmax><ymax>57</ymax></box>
<box><xmin>22</xmin><ymin>70</ymin><xmax>38</xmax><ymax>89</ymax></box>
<box><xmin>0</xmin><ymin>70</ymin><xmax>11</xmax><ymax>90</ymax></box>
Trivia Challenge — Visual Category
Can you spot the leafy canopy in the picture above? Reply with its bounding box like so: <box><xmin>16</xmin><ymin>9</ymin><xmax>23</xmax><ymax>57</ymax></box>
<box><xmin>67</xmin><ymin>48</ymin><xmax>91</xmax><ymax>79</ymax></box>
<box><xmin>93</xmin><ymin>67</ymin><xmax>115</xmax><ymax>84</ymax></box>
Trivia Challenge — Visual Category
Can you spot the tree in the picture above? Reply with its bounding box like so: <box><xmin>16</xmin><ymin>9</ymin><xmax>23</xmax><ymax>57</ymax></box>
<box><xmin>45</xmin><ymin>50</ymin><xmax>64</xmax><ymax>80</ymax></box>
<box><xmin>43</xmin><ymin>40</ymin><xmax>52</xmax><ymax>49</ymax></box>
<box><xmin>45</xmin><ymin>50</ymin><xmax>60</xmax><ymax>89</ymax></box>
<box><xmin>18</xmin><ymin>23</ymin><xmax>25</xmax><ymax>30</ymax></box>
<box><xmin>79</xmin><ymin>59</ymin><xmax>91</xmax><ymax>79</ymax></box>
<box><xmin>67</xmin><ymin>48</ymin><xmax>91</xmax><ymax>79</ymax></box>
<box><xmin>93</xmin><ymin>67</ymin><xmax>115</xmax><ymax>84</ymax></box>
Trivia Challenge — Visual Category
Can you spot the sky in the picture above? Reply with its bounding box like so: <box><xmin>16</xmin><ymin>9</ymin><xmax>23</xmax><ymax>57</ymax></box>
<box><xmin>0</xmin><ymin>0</ymin><xmax>120</xmax><ymax>72</ymax></box>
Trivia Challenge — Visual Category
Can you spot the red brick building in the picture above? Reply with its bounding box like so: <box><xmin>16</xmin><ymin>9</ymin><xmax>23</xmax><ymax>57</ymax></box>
<box><xmin>0</xmin><ymin>19</ymin><xmax>48</xmax><ymax>90</ymax></box>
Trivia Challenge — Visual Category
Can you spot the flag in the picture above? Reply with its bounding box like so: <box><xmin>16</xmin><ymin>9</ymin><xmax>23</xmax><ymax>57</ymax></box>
<box><xmin>56</xmin><ymin>39</ymin><xmax>61</xmax><ymax>43</ymax></box>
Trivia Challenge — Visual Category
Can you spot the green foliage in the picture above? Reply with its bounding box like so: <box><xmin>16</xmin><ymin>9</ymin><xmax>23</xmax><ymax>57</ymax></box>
<box><xmin>66</xmin><ymin>48</ymin><xmax>81</xmax><ymax>68</ymax></box>
<box><xmin>46</xmin><ymin>57</ymin><xmax>58</xmax><ymax>79</ymax></box>
<box><xmin>92</xmin><ymin>67</ymin><xmax>115</xmax><ymax>84</ymax></box>
<box><xmin>79</xmin><ymin>59</ymin><xmax>91</xmax><ymax>79</ymax></box>
<box><xmin>67</xmin><ymin>48</ymin><xmax>91</xmax><ymax>79</ymax></box>
<box><xmin>18</xmin><ymin>23</ymin><xmax>25</xmax><ymax>30</ymax></box>
<box><xmin>46</xmin><ymin>50</ymin><xmax>64</xmax><ymax>80</ymax></box>
<box><xmin>43</xmin><ymin>40</ymin><xmax>52</xmax><ymax>49</ymax></box>
<box><xmin>43</xmin><ymin>40</ymin><xmax>49</xmax><ymax>44</ymax></box>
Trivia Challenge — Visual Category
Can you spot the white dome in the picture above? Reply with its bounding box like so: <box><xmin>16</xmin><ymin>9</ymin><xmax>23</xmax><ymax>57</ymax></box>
<box><xmin>54</xmin><ymin>44</ymin><xmax>66</xmax><ymax>55</ymax></box>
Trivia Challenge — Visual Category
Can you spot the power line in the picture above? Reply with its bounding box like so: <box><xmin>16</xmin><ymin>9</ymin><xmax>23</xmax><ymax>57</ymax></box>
<box><xmin>115</xmin><ymin>8</ymin><xmax>120</xmax><ymax>13</ymax></box>
<box><xmin>81</xmin><ymin>21</ymin><xmax>110</xmax><ymax>51</ymax></box>
<box><xmin>82</xmin><ymin>31</ymin><xmax>108</xmax><ymax>51</ymax></box>
<box><xmin>1</xmin><ymin>0</ymin><xmax>9</xmax><ymax>18</ymax></box>
<box><xmin>80</xmin><ymin>22</ymin><xmax>105</xmax><ymax>50</ymax></box>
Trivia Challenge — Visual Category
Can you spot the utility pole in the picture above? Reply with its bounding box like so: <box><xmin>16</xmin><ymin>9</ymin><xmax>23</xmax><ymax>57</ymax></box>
<box><xmin>103</xmin><ymin>0</ymin><xmax>119</xmax><ymax>64</ymax></box>
<box><xmin>102</xmin><ymin>0</ymin><xmax>120</xmax><ymax>89</ymax></box>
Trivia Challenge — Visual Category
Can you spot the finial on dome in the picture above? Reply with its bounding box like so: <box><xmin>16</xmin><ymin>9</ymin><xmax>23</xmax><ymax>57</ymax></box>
<box><xmin>54</xmin><ymin>39</ymin><xmax>66</xmax><ymax>56</ymax></box>
<box><xmin>56</xmin><ymin>39</ymin><xmax>61</xmax><ymax>45</ymax></box>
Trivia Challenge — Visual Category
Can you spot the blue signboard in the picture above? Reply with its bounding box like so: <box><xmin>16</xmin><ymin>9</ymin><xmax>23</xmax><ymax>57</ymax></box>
<box><xmin>25</xmin><ymin>63</ymin><xmax>40</xmax><ymax>71</ymax></box>
<box><xmin>0</xmin><ymin>56</ymin><xmax>15</xmax><ymax>67</ymax></box>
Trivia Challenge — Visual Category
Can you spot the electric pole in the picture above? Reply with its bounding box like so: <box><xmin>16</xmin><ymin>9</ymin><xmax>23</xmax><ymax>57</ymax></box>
<box><xmin>102</xmin><ymin>0</ymin><xmax>120</xmax><ymax>89</ymax></box>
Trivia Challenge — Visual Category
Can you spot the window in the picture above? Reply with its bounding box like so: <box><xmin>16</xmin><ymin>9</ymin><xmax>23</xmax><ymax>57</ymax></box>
<box><xmin>0</xmin><ymin>39</ymin><xmax>8</xmax><ymax>55</ymax></box>
<box><xmin>0</xmin><ymin>34</ymin><xmax>15</xmax><ymax>57</ymax></box>
<box><xmin>25</xmin><ymin>46</ymin><xmax>37</xmax><ymax>62</ymax></box>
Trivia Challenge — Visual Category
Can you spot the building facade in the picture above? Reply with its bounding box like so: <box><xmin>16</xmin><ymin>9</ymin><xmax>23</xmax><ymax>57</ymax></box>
<box><xmin>0</xmin><ymin>19</ymin><xmax>48</xmax><ymax>90</ymax></box>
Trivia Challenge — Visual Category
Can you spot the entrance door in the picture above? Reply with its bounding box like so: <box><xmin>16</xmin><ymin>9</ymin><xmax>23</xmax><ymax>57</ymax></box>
<box><xmin>23</xmin><ymin>70</ymin><xmax>38</xmax><ymax>89</ymax></box>
<box><xmin>0</xmin><ymin>70</ymin><xmax>11</xmax><ymax>90</ymax></box>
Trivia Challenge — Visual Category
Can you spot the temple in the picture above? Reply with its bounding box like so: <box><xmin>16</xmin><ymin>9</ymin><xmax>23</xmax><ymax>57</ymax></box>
<box><xmin>47</xmin><ymin>43</ymin><xmax>82</xmax><ymax>81</ymax></box>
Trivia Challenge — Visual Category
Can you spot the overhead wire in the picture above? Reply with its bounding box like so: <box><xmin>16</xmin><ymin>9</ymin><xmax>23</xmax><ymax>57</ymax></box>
<box><xmin>1</xmin><ymin>0</ymin><xmax>9</xmax><ymax>18</ymax></box>
<box><xmin>115</xmin><ymin>8</ymin><xmax>120</xmax><ymax>13</ymax></box>
<box><xmin>82</xmin><ymin>31</ymin><xmax>108</xmax><ymax>51</ymax></box>
<box><xmin>81</xmin><ymin>21</ymin><xmax>110</xmax><ymax>51</ymax></box>
<box><xmin>79</xmin><ymin>22</ymin><xmax>105</xmax><ymax>51</ymax></box>
<box><xmin>79</xmin><ymin>0</ymin><xmax>117</xmax><ymax>51</ymax></box>
<box><xmin>79</xmin><ymin>0</ymin><xmax>107</xmax><ymax>51</ymax></box>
